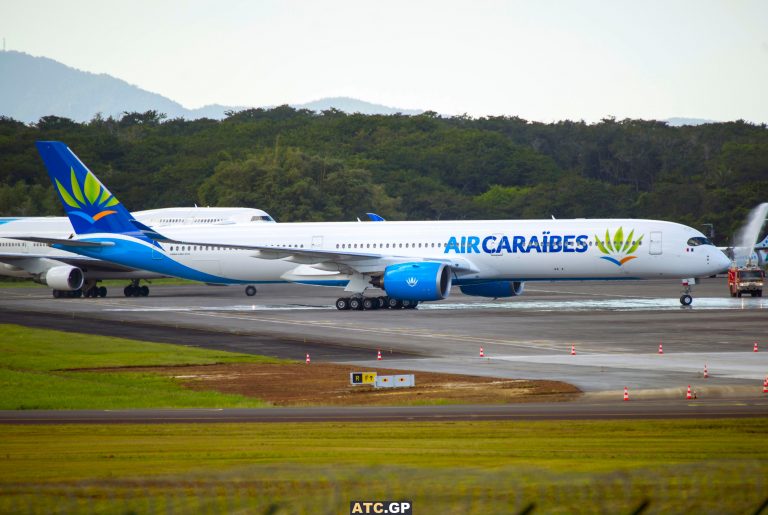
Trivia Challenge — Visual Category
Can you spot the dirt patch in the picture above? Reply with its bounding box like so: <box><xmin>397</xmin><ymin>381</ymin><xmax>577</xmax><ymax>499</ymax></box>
<box><xmin>91</xmin><ymin>363</ymin><xmax>581</xmax><ymax>406</ymax></box>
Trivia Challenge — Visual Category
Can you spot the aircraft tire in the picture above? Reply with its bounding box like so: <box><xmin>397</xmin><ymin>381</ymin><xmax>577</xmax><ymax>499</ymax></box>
<box><xmin>335</xmin><ymin>297</ymin><xmax>350</xmax><ymax>310</ymax></box>
<box><xmin>98</xmin><ymin>286</ymin><xmax>107</xmax><ymax>298</ymax></box>
<box><xmin>124</xmin><ymin>286</ymin><xmax>133</xmax><ymax>297</ymax></box>
<box><xmin>387</xmin><ymin>298</ymin><xmax>403</xmax><ymax>310</ymax></box>
<box><xmin>679</xmin><ymin>294</ymin><xmax>692</xmax><ymax>306</ymax></box>
<box><xmin>140</xmin><ymin>285</ymin><xmax>149</xmax><ymax>297</ymax></box>
<box><xmin>362</xmin><ymin>297</ymin><xmax>376</xmax><ymax>310</ymax></box>
<box><xmin>245</xmin><ymin>285</ymin><xmax>257</xmax><ymax>297</ymax></box>
<box><xmin>52</xmin><ymin>290</ymin><xmax>61</xmax><ymax>299</ymax></box>
<box><xmin>349</xmin><ymin>297</ymin><xmax>363</xmax><ymax>310</ymax></box>
<box><xmin>377</xmin><ymin>296</ymin><xmax>387</xmax><ymax>309</ymax></box>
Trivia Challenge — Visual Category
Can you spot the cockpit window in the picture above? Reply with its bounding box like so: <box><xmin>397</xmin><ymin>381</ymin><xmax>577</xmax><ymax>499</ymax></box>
<box><xmin>687</xmin><ymin>237</ymin><xmax>712</xmax><ymax>247</ymax></box>
<box><xmin>250</xmin><ymin>215</ymin><xmax>275</xmax><ymax>222</ymax></box>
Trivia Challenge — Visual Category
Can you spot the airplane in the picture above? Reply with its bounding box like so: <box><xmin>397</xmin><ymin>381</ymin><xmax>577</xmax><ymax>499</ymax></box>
<box><xmin>22</xmin><ymin>141</ymin><xmax>731</xmax><ymax>309</ymax></box>
<box><xmin>0</xmin><ymin>207</ymin><xmax>275</xmax><ymax>298</ymax></box>
<box><xmin>718</xmin><ymin>233</ymin><xmax>768</xmax><ymax>269</ymax></box>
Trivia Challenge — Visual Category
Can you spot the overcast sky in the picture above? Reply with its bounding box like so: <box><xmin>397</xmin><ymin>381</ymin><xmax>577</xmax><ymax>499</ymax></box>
<box><xmin>3</xmin><ymin>0</ymin><xmax>767</xmax><ymax>123</ymax></box>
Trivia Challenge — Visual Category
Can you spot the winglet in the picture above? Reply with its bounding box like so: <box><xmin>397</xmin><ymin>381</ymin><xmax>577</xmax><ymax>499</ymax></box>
<box><xmin>35</xmin><ymin>141</ymin><xmax>148</xmax><ymax>240</ymax></box>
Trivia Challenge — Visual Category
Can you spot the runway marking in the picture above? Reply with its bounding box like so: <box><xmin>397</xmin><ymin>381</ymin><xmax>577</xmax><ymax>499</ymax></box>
<box><xmin>525</xmin><ymin>287</ymin><xmax>656</xmax><ymax>299</ymax></box>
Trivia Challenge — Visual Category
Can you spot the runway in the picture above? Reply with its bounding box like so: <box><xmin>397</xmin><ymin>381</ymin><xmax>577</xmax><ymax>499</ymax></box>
<box><xmin>1</xmin><ymin>278</ymin><xmax>767</xmax><ymax>407</ymax></box>
<box><xmin>1</xmin><ymin>396</ymin><xmax>766</xmax><ymax>424</ymax></box>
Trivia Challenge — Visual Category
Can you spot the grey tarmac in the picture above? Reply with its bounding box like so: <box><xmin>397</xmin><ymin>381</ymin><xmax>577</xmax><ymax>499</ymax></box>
<box><xmin>0</xmin><ymin>397</ymin><xmax>766</xmax><ymax>424</ymax></box>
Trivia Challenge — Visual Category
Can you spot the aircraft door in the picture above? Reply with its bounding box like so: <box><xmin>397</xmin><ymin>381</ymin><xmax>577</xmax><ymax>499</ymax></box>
<box><xmin>649</xmin><ymin>231</ymin><xmax>662</xmax><ymax>255</ymax></box>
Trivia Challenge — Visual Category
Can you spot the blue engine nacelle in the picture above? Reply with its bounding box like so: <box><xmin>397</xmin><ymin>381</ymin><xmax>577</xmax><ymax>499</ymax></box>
<box><xmin>380</xmin><ymin>262</ymin><xmax>452</xmax><ymax>301</ymax></box>
<box><xmin>459</xmin><ymin>281</ymin><xmax>525</xmax><ymax>298</ymax></box>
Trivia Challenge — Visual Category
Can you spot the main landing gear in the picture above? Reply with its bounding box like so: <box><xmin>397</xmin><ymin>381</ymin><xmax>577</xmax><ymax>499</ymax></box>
<box><xmin>335</xmin><ymin>295</ymin><xmax>419</xmax><ymax>311</ymax></box>
<box><xmin>124</xmin><ymin>279</ymin><xmax>150</xmax><ymax>297</ymax></box>
<box><xmin>52</xmin><ymin>284</ymin><xmax>107</xmax><ymax>298</ymax></box>
<box><xmin>52</xmin><ymin>289</ymin><xmax>83</xmax><ymax>298</ymax></box>
<box><xmin>83</xmin><ymin>285</ymin><xmax>107</xmax><ymax>298</ymax></box>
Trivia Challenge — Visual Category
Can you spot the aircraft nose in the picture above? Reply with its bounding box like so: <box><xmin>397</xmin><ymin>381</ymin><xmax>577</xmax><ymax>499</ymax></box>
<box><xmin>713</xmin><ymin>249</ymin><xmax>731</xmax><ymax>272</ymax></box>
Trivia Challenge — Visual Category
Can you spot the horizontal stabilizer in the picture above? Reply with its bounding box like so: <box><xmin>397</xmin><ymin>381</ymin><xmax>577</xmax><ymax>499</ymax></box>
<box><xmin>129</xmin><ymin>219</ymin><xmax>169</xmax><ymax>241</ymax></box>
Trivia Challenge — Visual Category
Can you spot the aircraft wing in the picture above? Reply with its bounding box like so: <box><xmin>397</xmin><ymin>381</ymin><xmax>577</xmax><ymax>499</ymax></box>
<box><xmin>0</xmin><ymin>252</ymin><xmax>140</xmax><ymax>273</ymax></box>
<box><xmin>154</xmin><ymin>237</ymin><xmax>479</xmax><ymax>274</ymax></box>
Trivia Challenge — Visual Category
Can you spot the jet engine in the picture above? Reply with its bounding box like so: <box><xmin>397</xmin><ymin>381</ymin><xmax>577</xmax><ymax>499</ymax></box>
<box><xmin>376</xmin><ymin>262</ymin><xmax>452</xmax><ymax>301</ymax></box>
<box><xmin>460</xmin><ymin>281</ymin><xmax>525</xmax><ymax>298</ymax></box>
<box><xmin>41</xmin><ymin>265</ymin><xmax>84</xmax><ymax>291</ymax></box>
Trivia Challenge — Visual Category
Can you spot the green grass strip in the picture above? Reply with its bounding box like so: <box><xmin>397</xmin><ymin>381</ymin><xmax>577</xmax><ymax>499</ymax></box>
<box><xmin>0</xmin><ymin>419</ymin><xmax>766</xmax><ymax>514</ymax></box>
<box><xmin>0</xmin><ymin>324</ymin><xmax>289</xmax><ymax>409</ymax></box>
<box><xmin>0</xmin><ymin>419</ymin><xmax>766</xmax><ymax>482</ymax></box>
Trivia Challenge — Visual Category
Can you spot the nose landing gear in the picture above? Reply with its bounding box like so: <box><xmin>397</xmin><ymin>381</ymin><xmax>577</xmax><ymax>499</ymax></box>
<box><xmin>680</xmin><ymin>278</ymin><xmax>695</xmax><ymax>306</ymax></box>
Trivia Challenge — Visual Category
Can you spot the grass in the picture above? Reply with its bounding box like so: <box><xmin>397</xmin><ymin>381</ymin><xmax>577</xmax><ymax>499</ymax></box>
<box><xmin>0</xmin><ymin>326</ymin><xmax>766</xmax><ymax>511</ymax></box>
<box><xmin>0</xmin><ymin>419</ymin><xmax>766</xmax><ymax>513</ymax></box>
<box><xmin>0</xmin><ymin>324</ymin><xmax>289</xmax><ymax>409</ymax></box>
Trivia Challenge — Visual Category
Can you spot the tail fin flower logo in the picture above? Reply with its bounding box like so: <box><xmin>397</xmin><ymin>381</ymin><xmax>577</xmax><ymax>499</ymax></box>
<box><xmin>595</xmin><ymin>227</ymin><xmax>643</xmax><ymax>266</ymax></box>
<box><xmin>55</xmin><ymin>167</ymin><xmax>119</xmax><ymax>225</ymax></box>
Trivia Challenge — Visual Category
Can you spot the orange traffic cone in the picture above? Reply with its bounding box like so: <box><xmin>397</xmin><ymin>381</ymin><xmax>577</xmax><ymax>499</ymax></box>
<box><xmin>305</xmin><ymin>353</ymin><xmax>310</xmax><ymax>364</ymax></box>
<box><xmin>623</xmin><ymin>386</ymin><xmax>629</xmax><ymax>401</ymax></box>
<box><xmin>754</xmin><ymin>342</ymin><xmax>759</xmax><ymax>353</ymax></box>
<box><xmin>479</xmin><ymin>347</ymin><xmax>485</xmax><ymax>358</ymax></box>
<box><xmin>686</xmin><ymin>385</ymin><xmax>692</xmax><ymax>400</ymax></box>
<box><xmin>570</xmin><ymin>344</ymin><xmax>576</xmax><ymax>356</ymax></box>
<box><xmin>377</xmin><ymin>349</ymin><xmax>382</xmax><ymax>361</ymax></box>
<box><xmin>703</xmin><ymin>364</ymin><xmax>708</xmax><ymax>378</ymax></box>
<box><xmin>658</xmin><ymin>342</ymin><xmax>664</xmax><ymax>354</ymax></box>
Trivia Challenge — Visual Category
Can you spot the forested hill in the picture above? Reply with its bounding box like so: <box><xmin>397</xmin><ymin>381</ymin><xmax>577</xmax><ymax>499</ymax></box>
<box><xmin>0</xmin><ymin>108</ymin><xmax>766</xmax><ymax>244</ymax></box>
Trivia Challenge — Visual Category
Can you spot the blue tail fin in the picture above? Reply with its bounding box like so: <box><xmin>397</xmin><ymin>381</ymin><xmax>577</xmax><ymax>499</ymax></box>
<box><xmin>36</xmin><ymin>141</ymin><xmax>146</xmax><ymax>237</ymax></box>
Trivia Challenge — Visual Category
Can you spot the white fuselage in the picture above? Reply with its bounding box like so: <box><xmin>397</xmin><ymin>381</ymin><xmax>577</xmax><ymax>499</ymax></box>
<box><xmin>71</xmin><ymin>218</ymin><xmax>731</xmax><ymax>288</ymax></box>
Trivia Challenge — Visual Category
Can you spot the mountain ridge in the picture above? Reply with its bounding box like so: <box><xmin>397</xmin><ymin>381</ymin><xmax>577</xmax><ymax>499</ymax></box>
<box><xmin>0</xmin><ymin>51</ymin><xmax>422</xmax><ymax>122</ymax></box>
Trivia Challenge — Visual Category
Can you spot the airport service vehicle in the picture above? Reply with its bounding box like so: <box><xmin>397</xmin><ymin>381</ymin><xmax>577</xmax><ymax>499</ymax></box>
<box><xmin>26</xmin><ymin>141</ymin><xmax>731</xmax><ymax>309</ymax></box>
<box><xmin>0</xmin><ymin>207</ymin><xmax>274</xmax><ymax>298</ymax></box>
<box><xmin>727</xmin><ymin>265</ymin><xmax>764</xmax><ymax>297</ymax></box>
